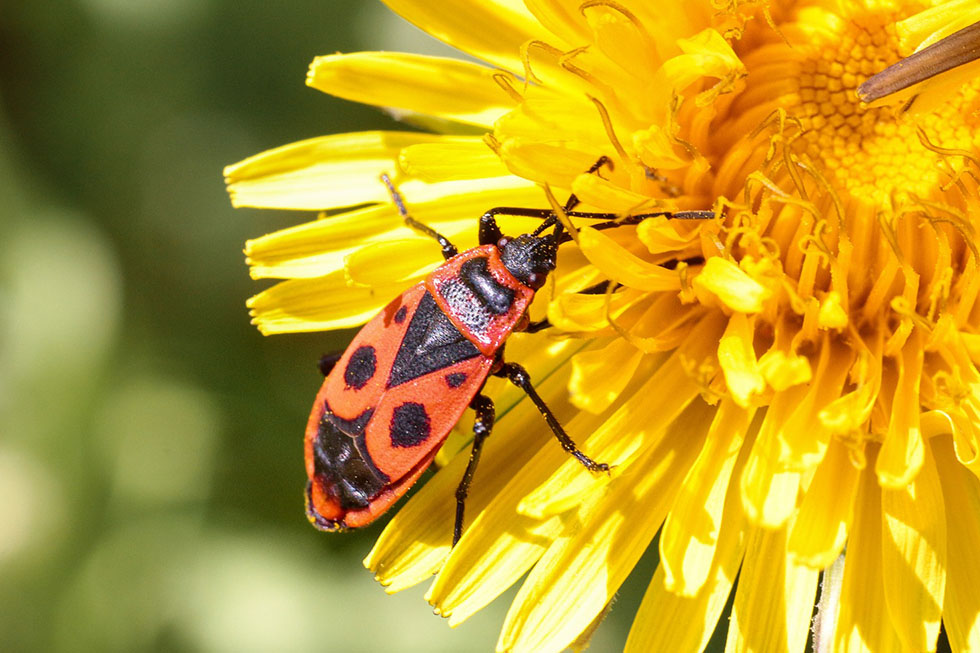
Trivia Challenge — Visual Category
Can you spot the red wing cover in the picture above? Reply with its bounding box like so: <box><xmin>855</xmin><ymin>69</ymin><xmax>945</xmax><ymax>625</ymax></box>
<box><xmin>304</xmin><ymin>283</ymin><xmax>494</xmax><ymax>529</ymax></box>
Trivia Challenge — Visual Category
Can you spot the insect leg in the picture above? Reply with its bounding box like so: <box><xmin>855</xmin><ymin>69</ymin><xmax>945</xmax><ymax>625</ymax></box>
<box><xmin>523</xmin><ymin>319</ymin><xmax>551</xmax><ymax>334</ymax></box>
<box><xmin>478</xmin><ymin>207</ymin><xmax>553</xmax><ymax>245</ymax></box>
<box><xmin>560</xmin><ymin>155</ymin><xmax>614</xmax><ymax>215</ymax></box>
<box><xmin>495</xmin><ymin>362</ymin><xmax>609</xmax><ymax>473</ymax></box>
<box><xmin>454</xmin><ymin>394</ymin><xmax>496</xmax><ymax>546</ymax></box>
<box><xmin>318</xmin><ymin>352</ymin><xmax>342</xmax><ymax>376</ymax></box>
<box><xmin>478</xmin><ymin>157</ymin><xmax>615</xmax><ymax>244</ymax></box>
<box><xmin>380</xmin><ymin>173</ymin><xmax>458</xmax><ymax>260</ymax></box>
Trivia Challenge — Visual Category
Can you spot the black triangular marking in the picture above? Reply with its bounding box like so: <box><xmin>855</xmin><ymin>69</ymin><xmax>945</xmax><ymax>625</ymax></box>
<box><xmin>387</xmin><ymin>291</ymin><xmax>480</xmax><ymax>388</ymax></box>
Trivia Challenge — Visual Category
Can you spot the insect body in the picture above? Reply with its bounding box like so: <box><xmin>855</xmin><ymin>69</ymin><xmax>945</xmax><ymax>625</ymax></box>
<box><xmin>304</xmin><ymin>159</ymin><xmax>712</xmax><ymax>544</ymax></box>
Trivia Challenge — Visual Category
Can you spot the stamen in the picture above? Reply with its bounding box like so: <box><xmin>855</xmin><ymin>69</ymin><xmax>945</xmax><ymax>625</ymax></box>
<box><xmin>492</xmin><ymin>72</ymin><xmax>525</xmax><ymax>104</ymax></box>
<box><xmin>876</xmin><ymin>209</ymin><xmax>905</xmax><ymax>264</ymax></box>
<box><xmin>482</xmin><ymin>133</ymin><xmax>502</xmax><ymax>156</ymax></box>
<box><xmin>906</xmin><ymin>197</ymin><xmax>979</xmax><ymax>262</ymax></box>
<box><xmin>559</xmin><ymin>49</ymin><xmax>616</xmax><ymax>98</ymax></box>
<box><xmin>798</xmin><ymin>220</ymin><xmax>834</xmax><ymax>266</ymax></box>
<box><xmin>578</xmin><ymin>0</ymin><xmax>657</xmax><ymax>56</ymax></box>
<box><xmin>857</xmin><ymin>20</ymin><xmax>980</xmax><ymax>103</ymax></box>
<box><xmin>587</xmin><ymin>95</ymin><xmax>631</xmax><ymax>164</ymax></box>
<box><xmin>521</xmin><ymin>40</ymin><xmax>561</xmax><ymax>89</ymax></box>
<box><xmin>915</xmin><ymin>126</ymin><xmax>980</xmax><ymax>193</ymax></box>
<box><xmin>744</xmin><ymin>171</ymin><xmax>821</xmax><ymax>223</ymax></box>
<box><xmin>542</xmin><ymin>184</ymin><xmax>579</xmax><ymax>244</ymax></box>
<box><xmin>794</xmin><ymin>155</ymin><xmax>847</xmax><ymax>232</ymax></box>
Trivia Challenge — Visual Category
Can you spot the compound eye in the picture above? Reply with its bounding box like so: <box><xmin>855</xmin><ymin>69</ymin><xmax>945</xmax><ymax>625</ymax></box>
<box><xmin>496</xmin><ymin>236</ymin><xmax>511</xmax><ymax>249</ymax></box>
<box><xmin>527</xmin><ymin>271</ymin><xmax>546</xmax><ymax>290</ymax></box>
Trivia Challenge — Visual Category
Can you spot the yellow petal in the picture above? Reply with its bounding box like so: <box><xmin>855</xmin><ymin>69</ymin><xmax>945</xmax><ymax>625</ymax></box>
<box><xmin>659</xmin><ymin>400</ymin><xmax>754</xmax><ymax>596</ymax></box>
<box><xmin>307</xmin><ymin>53</ymin><xmax>515</xmax><ymax>128</ymax></box>
<box><xmin>739</xmin><ymin>382</ymin><xmax>807</xmax><ymax>528</ymax></box>
<box><xmin>569</xmin><ymin>170</ymin><xmax>664</xmax><ymax>212</ymax></box>
<box><xmin>876</xmin><ymin>330</ymin><xmax>925</xmax><ymax>488</ymax></box>
<box><xmin>399</xmin><ymin>140</ymin><xmax>509</xmax><ymax>182</ymax></box>
<box><xmin>717</xmin><ymin>313</ymin><xmax>764</xmax><ymax>407</ymax></box>
<box><xmin>694</xmin><ymin>257</ymin><xmax>772</xmax><ymax>313</ymax></box>
<box><xmin>934</xmin><ymin>434</ymin><xmax>980</xmax><ymax>652</ymax></box>
<box><xmin>897</xmin><ymin>0</ymin><xmax>980</xmax><ymax>50</ymax></box>
<box><xmin>725</xmin><ymin>522</ymin><xmax>819</xmax><ymax>653</ymax></box>
<box><xmin>426</xmin><ymin>361</ymin><xmax>613</xmax><ymax>626</ymax></box>
<box><xmin>633</xmin><ymin>124</ymin><xmax>690</xmax><ymax>170</ymax></box>
<box><xmin>246</xmin><ymin>205</ymin><xmax>398</xmax><ymax>280</ymax></box>
<box><xmin>225</xmin><ymin>131</ymin><xmax>442</xmax><ymax>210</ymax></box>
<box><xmin>777</xmin><ymin>338</ymin><xmax>854</xmax><ymax>471</ymax></box>
<box><xmin>568</xmin><ymin>337</ymin><xmax>644</xmax><ymax>414</ymax></box>
<box><xmin>381</xmin><ymin>0</ymin><xmax>549</xmax><ymax>72</ymax></box>
<box><xmin>519</xmin><ymin>314</ymin><xmax>724</xmax><ymax>519</ymax></box>
<box><xmin>834</xmin><ymin>445</ymin><xmax>905</xmax><ymax>651</ymax></box>
<box><xmin>546</xmin><ymin>285</ymin><xmax>647</xmax><ymax>332</ymax></box>
<box><xmin>625</xmin><ymin>421</ymin><xmax>750</xmax><ymax>652</ymax></box>
<box><xmin>246</xmin><ymin>270</ymin><xmax>405</xmax><ymax>334</ymax></box>
<box><xmin>577</xmin><ymin>226</ymin><xmax>683</xmax><ymax>292</ymax></box>
<box><xmin>880</xmin><ymin>437</ymin><xmax>947</xmax><ymax>652</ymax></box>
<box><xmin>582</xmin><ymin>2</ymin><xmax>659</xmax><ymax>85</ymax></box>
<box><xmin>497</xmin><ymin>400</ymin><xmax>711</xmax><ymax>653</ymax></box>
<box><xmin>343</xmin><ymin>239</ymin><xmax>439</xmax><ymax>286</ymax></box>
<box><xmin>757</xmin><ymin>348</ymin><xmax>813</xmax><ymax>391</ymax></box>
<box><xmin>818</xmin><ymin>290</ymin><xmax>848</xmax><ymax>329</ymax></box>
<box><xmin>672</xmin><ymin>28</ymin><xmax>745</xmax><ymax>89</ymax></box>
<box><xmin>786</xmin><ymin>438</ymin><xmax>860</xmax><ymax>568</ymax></box>
<box><xmin>365</xmin><ymin>337</ymin><xmax>581</xmax><ymax>594</ymax></box>
<box><xmin>636</xmin><ymin>216</ymin><xmax>700</xmax><ymax>254</ymax></box>
<box><xmin>522</xmin><ymin>0</ymin><xmax>590</xmax><ymax>46</ymax></box>
<box><xmin>625</xmin><ymin>295</ymin><xmax>704</xmax><ymax>353</ymax></box>
<box><xmin>496</xmin><ymin>140</ymin><xmax>603</xmax><ymax>188</ymax></box>
<box><xmin>246</xmin><ymin>181</ymin><xmax>544</xmax><ymax>279</ymax></box>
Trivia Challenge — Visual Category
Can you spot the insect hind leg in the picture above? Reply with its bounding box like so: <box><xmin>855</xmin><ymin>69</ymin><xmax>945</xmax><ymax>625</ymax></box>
<box><xmin>496</xmin><ymin>361</ymin><xmax>609</xmax><ymax>473</ymax></box>
<box><xmin>454</xmin><ymin>394</ymin><xmax>495</xmax><ymax>546</ymax></box>
<box><xmin>318</xmin><ymin>351</ymin><xmax>343</xmax><ymax>377</ymax></box>
<box><xmin>380</xmin><ymin>173</ymin><xmax>458</xmax><ymax>260</ymax></box>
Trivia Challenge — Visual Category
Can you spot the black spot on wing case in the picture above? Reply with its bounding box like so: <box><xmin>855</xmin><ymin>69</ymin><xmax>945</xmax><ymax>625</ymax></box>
<box><xmin>344</xmin><ymin>345</ymin><xmax>377</xmax><ymax>389</ymax></box>
<box><xmin>389</xmin><ymin>401</ymin><xmax>431</xmax><ymax>448</ymax></box>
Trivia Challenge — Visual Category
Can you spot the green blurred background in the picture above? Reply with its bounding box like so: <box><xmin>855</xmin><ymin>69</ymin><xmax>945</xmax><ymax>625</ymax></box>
<box><xmin>0</xmin><ymin>2</ymin><xmax>704</xmax><ymax>651</ymax></box>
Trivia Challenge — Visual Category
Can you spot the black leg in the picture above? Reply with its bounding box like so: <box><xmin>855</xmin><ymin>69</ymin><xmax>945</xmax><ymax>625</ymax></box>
<box><xmin>478</xmin><ymin>156</ymin><xmax>615</xmax><ymax>245</ymax></box>
<box><xmin>523</xmin><ymin>319</ymin><xmax>551</xmax><ymax>334</ymax></box>
<box><xmin>318</xmin><ymin>352</ymin><xmax>342</xmax><ymax>376</ymax></box>
<box><xmin>453</xmin><ymin>394</ymin><xmax>495</xmax><ymax>546</ymax></box>
<box><xmin>380</xmin><ymin>173</ymin><xmax>458</xmax><ymax>260</ymax></box>
<box><xmin>495</xmin><ymin>362</ymin><xmax>609</xmax><ymax>473</ymax></box>
<box><xmin>475</xmin><ymin>154</ymin><xmax>712</xmax><ymax>246</ymax></box>
<box><xmin>479</xmin><ymin>207</ymin><xmax>549</xmax><ymax>245</ymax></box>
<box><xmin>477</xmin><ymin>207</ymin><xmax>714</xmax><ymax>245</ymax></box>
<box><xmin>560</xmin><ymin>155</ymin><xmax>614</xmax><ymax>215</ymax></box>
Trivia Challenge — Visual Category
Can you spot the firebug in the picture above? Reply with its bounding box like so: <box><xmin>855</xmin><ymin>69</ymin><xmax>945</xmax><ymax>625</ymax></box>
<box><xmin>304</xmin><ymin>158</ymin><xmax>713</xmax><ymax>544</ymax></box>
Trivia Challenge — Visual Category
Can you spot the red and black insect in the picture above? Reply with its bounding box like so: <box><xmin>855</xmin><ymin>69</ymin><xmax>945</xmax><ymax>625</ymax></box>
<box><xmin>304</xmin><ymin>158</ymin><xmax>712</xmax><ymax>544</ymax></box>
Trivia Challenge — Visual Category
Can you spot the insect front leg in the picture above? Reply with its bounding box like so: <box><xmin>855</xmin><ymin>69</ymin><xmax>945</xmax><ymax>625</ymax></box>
<box><xmin>317</xmin><ymin>351</ymin><xmax>342</xmax><ymax>376</ymax></box>
<box><xmin>380</xmin><ymin>173</ymin><xmax>459</xmax><ymax>260</ymax></box>
<box><xmin>454</xmin><ymin>394</ymin><xmax>495</xmax><ymax>546</ymax></box>
<box><xmin>495</xmin><ymin>361</ymin><xmax>609</xmax><ymax>473</ymax></box>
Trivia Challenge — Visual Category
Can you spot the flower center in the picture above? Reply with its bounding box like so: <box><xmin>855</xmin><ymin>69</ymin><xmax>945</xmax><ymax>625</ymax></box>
<box><xmin>789</xmin><ymin>12</ymin><xmax>980</xmax><ymax>207</ymax></box>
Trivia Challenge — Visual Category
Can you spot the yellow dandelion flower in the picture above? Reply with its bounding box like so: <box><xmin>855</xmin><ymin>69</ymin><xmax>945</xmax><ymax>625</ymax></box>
<box><xmin>225</xmin><ymin>1</ymin><xmax>980</xmax><ymax>651</ymax></box>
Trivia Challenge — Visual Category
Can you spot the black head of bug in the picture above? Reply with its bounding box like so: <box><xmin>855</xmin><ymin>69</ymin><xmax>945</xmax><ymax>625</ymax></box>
<box><xmin>498</xmin><ymin>231</ymin><xmax>559</xmax><ymax>290</ymax></box>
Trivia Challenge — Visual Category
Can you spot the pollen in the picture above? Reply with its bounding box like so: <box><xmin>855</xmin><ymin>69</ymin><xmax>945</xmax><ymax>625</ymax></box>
<box><xmin>789</xmin><ymin>13</ymin><xmax>980</xmax><ymax>206</ymax></box>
